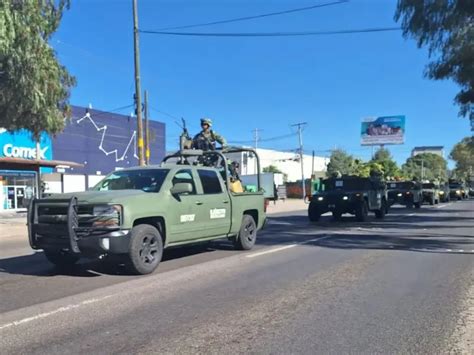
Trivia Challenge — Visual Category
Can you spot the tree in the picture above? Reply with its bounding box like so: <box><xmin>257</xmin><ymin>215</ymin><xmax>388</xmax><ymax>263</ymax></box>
<box><xmin>326</xmin><ymin>149</ymin><xmax>355</xmax><ymax>177</ymax></box>
<box><xmin>0</xmin><ymin>0</ymin><xmax>76</xmax><ymax>141</ymax></box>
<box><xmin>394</xmin><ymin>1</ymin><xmax>474</xmax><ymax>118</ymax></box>
<box><xmin>262</xmin><ymin>165</ymin><xmax>283</xmax><ymax>174</ymax></box>
<box><xmin>450</xmin><ymin>136</ymin><xmax>474</xmax><ymax>180</ymax></box>
<box><xmin>371</xmin><ymin>147</ymin><xmax>400</xmax><ymax>178</ymax></box>
<box><xmin>402</xmin><ymin>153</ymin><xmax>448</xmax><ymax>182</ymax></box>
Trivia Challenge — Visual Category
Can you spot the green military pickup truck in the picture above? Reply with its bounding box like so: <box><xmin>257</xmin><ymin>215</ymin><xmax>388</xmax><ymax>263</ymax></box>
<box><xmin>28</xmin><ymin>149</ymin><xmax>266</xmax><ymax>275</ymax></box>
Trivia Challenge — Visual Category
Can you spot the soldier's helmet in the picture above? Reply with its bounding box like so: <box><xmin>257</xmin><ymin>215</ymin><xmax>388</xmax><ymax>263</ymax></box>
<box><xmin>201</xmin><ymin>118</ymin><xmax>212</xmax><ymax>126</ymax></box>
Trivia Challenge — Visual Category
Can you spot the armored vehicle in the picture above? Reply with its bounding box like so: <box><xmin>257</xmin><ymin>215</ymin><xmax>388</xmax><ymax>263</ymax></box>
<box><xmin>387</xmin><ymin>181</ymin><xmax>422</xmax><ymax>208</ymax></box>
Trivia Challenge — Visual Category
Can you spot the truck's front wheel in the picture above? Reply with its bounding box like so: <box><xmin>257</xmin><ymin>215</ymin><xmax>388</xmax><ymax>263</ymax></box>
<box><xmin>234</xmin><ymin>215</ymin><xmax>257</xmax><ymax>250</ymax></box>
<box><xmin>126</xmin><ymin>224</ymin><xmax>163</xmax><ymax>275</ymax></box>
<box><xmin>44</xmin><ymin>249</ymin><xmax>80</xmax><ymax>268</ymax></box>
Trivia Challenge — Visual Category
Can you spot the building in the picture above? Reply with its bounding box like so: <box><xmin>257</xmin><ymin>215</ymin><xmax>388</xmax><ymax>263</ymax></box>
<box><xmin>411</xmin><ymin>146</ymin><xmax>444</xmax><ymax>158</ymax></box>
<box><xmin>0</xmin><ymin>105</ymin><xmax>165</xmax><ymax>211</ymax></box>
<box><xmin>226</xmin><ymin>148</ymin><xmax>329</xmax><ymax>182</ymax></box>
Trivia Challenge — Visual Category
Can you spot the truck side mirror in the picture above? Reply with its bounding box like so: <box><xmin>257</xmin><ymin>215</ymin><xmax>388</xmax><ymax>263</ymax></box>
<box><xmin>171</xmin><ymin>183</ymin><xmax>193</xmax><ymax>195</ymax></box>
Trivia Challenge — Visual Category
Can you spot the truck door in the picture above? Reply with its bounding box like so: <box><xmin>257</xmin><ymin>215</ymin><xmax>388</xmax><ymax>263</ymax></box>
<box><xmin>168</xmin><ymin>169</ymin><xmax>205</xmax><ymax>242</ymax></box>
<box><xmin>197</xmin><ymin>169</ymin><xmax>231</xmax><ymax>237</ymax></box>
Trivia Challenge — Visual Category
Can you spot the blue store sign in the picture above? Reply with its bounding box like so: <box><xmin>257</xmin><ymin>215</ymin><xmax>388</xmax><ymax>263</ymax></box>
<box><xmin>0</xmin><ymin>128</ymin><xmax>52</xmax><ymax>160</ymax></box>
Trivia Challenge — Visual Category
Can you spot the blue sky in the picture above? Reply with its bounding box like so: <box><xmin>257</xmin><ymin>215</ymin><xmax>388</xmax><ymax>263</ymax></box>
<box><xmin>53</xmin><ymin>0</ymin><xmax>470</xmax><ymax>167</ymax></box>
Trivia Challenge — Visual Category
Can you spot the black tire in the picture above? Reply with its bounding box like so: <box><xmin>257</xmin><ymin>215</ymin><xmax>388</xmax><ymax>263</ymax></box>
<box><xmin>414</xmin><ymin>201</ymin><xmax>421</xmax><ymax>209</ymax></box>
<box><xmin>355</xmin><ymin>200</ymin><xmax>368</xmax><ymax>222</ymax></box>
<box><xmin>375</xmin><ymin>200</ymin><xmax>386</xmax><ymax>219</ymax></box>
<box><xmin>435</xmin><ymin>199</ymin><xmax>439</xmax><ymax>205</ymax></box>
<box><xmin>429</xmin><ymin>197</ymin><xmax>434</xmax><ymax>206</ymax></box>
<box><xmin>332</xmin><ymin>211</ymin><xmax>342</xmax><ymax>221</ymax></box>
<box><xmin>308</xmin><ymin>203</ymin><xmax>321</xmax><ymax>222</ymax></box>
<box><xmin>125</xmin><ymin>224</ymin><xmax>163</xmax><ymax>275</ymax></box>
<box><xmin>44</xmin><ymin>249</ymin><xmax>80</xmax><ymax>267</ymax></box>
<box><xmin>406</xmin><ymin>202</ymin><xmax>413</xmax><ymax>209</ymax></box>
<box><xmin>234</xmin><ymin>215</ymin><xmax>257</xmax><ymax>250</ymax></box>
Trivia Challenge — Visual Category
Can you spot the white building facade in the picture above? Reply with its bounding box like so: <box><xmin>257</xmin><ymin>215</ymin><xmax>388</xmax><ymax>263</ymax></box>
<box><xmin>227</xmin><ymin>148</ymin><xmax>329</xmax><ymax>182</ymax></box>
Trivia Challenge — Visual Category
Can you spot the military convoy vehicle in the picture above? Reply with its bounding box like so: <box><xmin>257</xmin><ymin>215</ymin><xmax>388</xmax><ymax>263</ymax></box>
<box><xmin>308</xmin><ymin>176</ymin><xmax>388</xmax><ymax>222</ymax></box>
<box><xmin>438</xmin><ymin>183</ymin><xmax>451</xmax><ymax>203</ymax></box>
<box><xmin>387</xmin><ymin>181</ymin><xmax>422</xmax><ymax>208</ymax></box>
<box><xmin>421</xmin><ymin>182</ymin><xmax>440</xmax><ymax>205</ymax></box>
<box><xmin>449</xmin><ymin>181</ymin><xmax>468</xmax><ymax>200</ymax></box>
<box><xmin>27</xmin><ymin>149</ymin><xmax>266</xmax><ymax>275</ymax></box>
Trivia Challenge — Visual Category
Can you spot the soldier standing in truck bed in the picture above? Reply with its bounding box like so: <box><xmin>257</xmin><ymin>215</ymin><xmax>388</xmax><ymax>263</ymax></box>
<box><xmin>193</xmin><ymin>118</ymin><xmax>227</xmax><ymax>150</ymax></box>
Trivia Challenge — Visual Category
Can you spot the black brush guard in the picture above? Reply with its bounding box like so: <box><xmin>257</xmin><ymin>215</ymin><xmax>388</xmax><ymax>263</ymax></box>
<box><xmin>28</xmin><ymin>197</ymin><xmax>80</xmax><ymax>253</ymax></box>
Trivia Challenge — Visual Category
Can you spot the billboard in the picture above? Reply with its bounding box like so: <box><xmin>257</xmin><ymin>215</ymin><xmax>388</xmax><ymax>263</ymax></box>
<box><xmin>361</xmin><ymin>115</ymin><xmax>405</xmax><ymax>146</ymax></box>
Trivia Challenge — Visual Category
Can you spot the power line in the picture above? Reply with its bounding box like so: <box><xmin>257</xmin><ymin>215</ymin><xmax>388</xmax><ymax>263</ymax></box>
<box><xmin>156</xmin><ymin>1</ymin><xmax>349</xmax><ymax>31</ymax></box>
<box><xmin>139</xmin><ymin>27</ymin><xmax>401</xmax><ymax>37</ymax></box>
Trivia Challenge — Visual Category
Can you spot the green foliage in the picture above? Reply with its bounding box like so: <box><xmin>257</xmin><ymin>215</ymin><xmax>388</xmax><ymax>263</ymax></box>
<box><xmin>326</xmin><ymin>149</ymin><xmax>355</xmax><ymax>177</ymax></box>
<box><xmin>353</xmin><ymin>160</ymin><xmax>384</xmax><ymax>178</ymax></box>
<box><xmin>371</xmin><ymin>147</ymin><xmax>400</xmax><ymax>179</ymax></box>
<box><xmin>0</xmin><ymin>0</ymin><xmax>76</xmax><ymax>140</ymax></box>
<box><xmin>262</xmin><ymin>165</ymin><xmax>282</xmax><ymax>174</ymax></box>
<box><xmin>402</xmin><ymin>153</ymin><xmax>448</xmax><ymax>182</ymax></box>
<box><xmin>395</xmin><ymin>1</ymin><xmax>474</xmax><ymax>117</ymax></box>
<box><xmin>449</xmin><ymin>136</ymin><xmax>474</xmax><ymax>180</ymax></box>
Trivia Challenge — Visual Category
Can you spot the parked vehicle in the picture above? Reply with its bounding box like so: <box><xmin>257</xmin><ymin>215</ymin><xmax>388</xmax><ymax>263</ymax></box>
<box><xmin>27</xmin><ymin>149</ymin><xmax>266</xmax><ymax>275</ymax></box>
<box><xmin>387</xmin><ymin>181</ymin><xmax>422</xmax><ymax>208</ymax></box>
<box><xmin>308</xmin><ymin>176</ymin><xmax>388</xmax><ymax>222</ymax></box>
<box><xmin>421</xmin><ymin>182</ymin><xmax>440</xmax><ymax>205</ymax></box>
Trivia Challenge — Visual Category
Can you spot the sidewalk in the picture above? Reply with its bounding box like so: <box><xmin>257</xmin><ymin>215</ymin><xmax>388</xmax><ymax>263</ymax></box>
<box><xmin>266</xmin><ymin>198</ymin><xmax>308</xmax><ymax>215</ymax></box>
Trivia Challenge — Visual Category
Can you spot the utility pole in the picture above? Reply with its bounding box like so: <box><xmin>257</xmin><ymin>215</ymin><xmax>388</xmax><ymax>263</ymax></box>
<box><xmin>133</xmin><ymin>0</ymin><xmax>144</xmax><ymax>166</ymax></box>
<box><xmin>144</xmin><ymin>90</ymin><xmax>150</xmax><ymax>165</ymax></box>
<box><xmin>292</xmin><ymin>122</ymin><xmax>307</xmax><ymax>200</ymax></box>
<box><xmin>252</xmin><ymin>128</ymin><xmax>261</xmax><ymax>174</ymax></box>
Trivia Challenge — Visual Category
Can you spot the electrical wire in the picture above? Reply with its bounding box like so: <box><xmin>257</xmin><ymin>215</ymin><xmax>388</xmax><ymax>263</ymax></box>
<box><xmin>140</xmin><ymin>27</ymin><xmax>401</xmax><ymax>37</ymax></box>
<box><xmin>156</xmin><ymin>1</ymin><xmax>349</xmax><ymax>31</ymax></box>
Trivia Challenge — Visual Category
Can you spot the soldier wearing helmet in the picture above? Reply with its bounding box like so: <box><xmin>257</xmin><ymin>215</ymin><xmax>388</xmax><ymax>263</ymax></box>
<box><xmin>193</xmin><ymin>117</ymin><xmax>227</xmax><ymax>151</ymax></box>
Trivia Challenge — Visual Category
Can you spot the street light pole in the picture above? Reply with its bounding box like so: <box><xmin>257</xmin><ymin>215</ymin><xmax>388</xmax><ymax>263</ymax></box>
<box><xmin>133</xmin><ymin>0</ymin><xmax>145</xmax><ymax>166</ymax></box>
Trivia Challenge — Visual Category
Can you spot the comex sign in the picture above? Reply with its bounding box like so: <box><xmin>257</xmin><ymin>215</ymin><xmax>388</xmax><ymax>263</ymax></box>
<box><xmin>0</xmin><ymin>128</ymin><xmax>52</xmax><ymax>161</ymax></box>
<box><xmin>3</xmin><ymin>144</ymin><xmax>49</xmax><ymax>159</ymax></box>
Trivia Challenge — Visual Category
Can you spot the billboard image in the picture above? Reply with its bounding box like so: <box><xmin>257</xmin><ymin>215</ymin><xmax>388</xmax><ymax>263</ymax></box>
<box><xmin>361</xmin><ymin>115</ymin><xmax>405</xmax><ymax>146</ymax></box>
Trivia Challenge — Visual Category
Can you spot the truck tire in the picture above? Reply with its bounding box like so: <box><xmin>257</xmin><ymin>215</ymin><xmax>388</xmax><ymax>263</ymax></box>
<box><xmin>375</xmin><ymin>200</ymin><xmax>386</xmax><ymax>219</ymax></box>
<box><xmin>355</xmin><ymin>200</ymin><xmax>368</xmax><ymax>222</ymax></box>
<box><xmin>332</xmin><ymin>211</ymin><xmax>342</xmax><ymax>221</ymax></box>
<box><xmin>429</xmin><ymin>197</ymin><xmax>434</xmax><ymax>206</ymax></box>
<box><xmin>125</xmin><ymin>224</ymin><xmax>163</xmax><ymax>275</ymax></box>
<box><xmin>234</xmin><ymin>215</ymin><xmax>257</xmax><ymax>250</ymax></box>
<box><xmin>308</xmin><ymin>203</ymin><xmax>321</xmax><ymax>222</ymax></box>
<box><xmin>44</xmin><ymin>249</ymin><xmax>80</xmax><ymax>267</ymax></box>
<box><xmin>414</xmin><ymin>201</ymin><xmax>421</xmax><ymax>209</ymax></box>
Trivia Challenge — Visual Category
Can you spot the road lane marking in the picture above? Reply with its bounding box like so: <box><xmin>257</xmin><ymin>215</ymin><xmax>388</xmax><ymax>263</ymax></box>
<box><xmin>446</xmin><ymin>249</ymin><xmax>453</xmax><ymax>252</ymax></box>
<box><xmin>247</xmin><ymin>235</ymin><xmax>332</xmax><ymax>258</ymax></box>
<box><xmin>436</xmin><ymin>204</ymin><xmax>448</xmax><ymax>209</ymax></box>
<box><xmin>0</xmin><ymin>295</ymin><xmax>114</xmax><ymax>331</ymax></box>
<box><xmin>246</xmin><ymin>244</ymin><xmax>297</xmax><ymax>258</ymax></box>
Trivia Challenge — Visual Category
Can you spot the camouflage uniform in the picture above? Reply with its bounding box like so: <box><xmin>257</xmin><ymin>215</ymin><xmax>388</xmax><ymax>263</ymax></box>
<box><xmin>193</xmin><ymin>118</ymin><xmax>227</xmax><ymax>150</ymax></box>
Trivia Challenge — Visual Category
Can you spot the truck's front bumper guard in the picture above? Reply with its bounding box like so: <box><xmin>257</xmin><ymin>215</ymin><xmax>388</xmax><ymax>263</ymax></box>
<box><xmin>28</xmin><ymin>197</ymin><xmax>121</xmax><ymax>254</ymax></box>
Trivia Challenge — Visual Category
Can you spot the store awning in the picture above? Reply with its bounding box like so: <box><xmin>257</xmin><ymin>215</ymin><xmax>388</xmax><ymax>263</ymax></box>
<box><xmin>0</xmin><ymin>157</ymin><xmax>83</xmax><ymax>169</ymax></box>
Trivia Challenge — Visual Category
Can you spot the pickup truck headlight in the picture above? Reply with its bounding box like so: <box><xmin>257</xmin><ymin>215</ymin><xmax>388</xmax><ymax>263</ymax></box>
<box><xmin>439</xmin><ymin>191</ymin><xmax>444</xmax><ymax>195</ymax></box>
<box><xmin>92</xmin><ymin>205</ymin><xmax>122</xmax><ymax>227</ymax></box>
<box><xmin>456</xmin><ymin>190</ymin><xmax>461</xmax><ymax>195</ymax></box>
<box><xmin>397</xmin><ymin>193</ymin><xmax>403</xmax><ymax>197</ymax></box>
<box><xmin>317</xmin><ymin>196</ymin><xmax>324</xmax><ymax>201</ymax></box>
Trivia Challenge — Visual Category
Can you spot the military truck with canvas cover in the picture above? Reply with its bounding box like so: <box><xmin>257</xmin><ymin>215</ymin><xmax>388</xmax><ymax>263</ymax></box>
<box><xmin>387</xmin><ymin>181</ymin><xmax>422</xmax><ymax>208</ymax></box>
<box><xmin>308</xmin><ymin>176</ymin><xmax>388</xmax><ymax>222</ymax></box>
<box><xmin>27</xmin><ymin>149</ymin><xmax>266</xmax><ymax>275</ymax></box>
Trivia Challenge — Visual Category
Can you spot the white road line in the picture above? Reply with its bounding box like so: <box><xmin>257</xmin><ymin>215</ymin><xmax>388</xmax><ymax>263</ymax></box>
<box><xmin>459</xmin><ymin>249</ymin><xmax>465</xmax><ymax>252</ymax></box>
<box><xmin>436</xmin><ymin>204</ymin><xmax>448</xmax><ymax>209</ymax></box>
<box><xmin>446</xmin><ymin>249</ymin><xmax>453</xmax><ymax>252</ymax></box>
<box><xmin>0</xmin><ymin>295</ymin><xmax>114</xmax><ymax>331</ymax></box>
<box><xmin>246</xmin><ymin>244</ymin><xmax>297</xmax><ymax>258</ymax></box>
<box><xmin>408</xmin><ymin>213</ymin><xmax>415</xmax><ymax>216</ymax></box>
<box><xmin>246</xmin><ymin>235</ymin><xmax>333</xmax><ymax>258</ymax></box>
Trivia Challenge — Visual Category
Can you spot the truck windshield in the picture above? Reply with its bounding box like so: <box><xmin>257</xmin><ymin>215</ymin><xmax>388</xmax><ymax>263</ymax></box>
<box><xmin>422</xmin><ymin>183</ymin><xmax>435</xmax><ymax>189</ymax></box>
<box><xmin>321</xmin><ymin>178</ymin><xmax>370</xmax><ymax>191</ymax></box>
<box><xmin>449</xmin><ymin>183</ymin><xmax>462</xmax><ymax>188</ymax></box>
<box><xmin>93</xmin><ymin>169</ymin><xmax>169</xmax><ymax>192</ymax></box>
<box><xmin>388</xmin><ymin>182</ymin><xmax>414</xmax><ymax>190</ymax></box>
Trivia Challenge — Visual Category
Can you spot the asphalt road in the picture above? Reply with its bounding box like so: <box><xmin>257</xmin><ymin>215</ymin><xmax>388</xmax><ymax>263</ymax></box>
<box><xmin>1</xmin><ymin>200</ymin><xmax>473</xmax><ymax>354</ymax></box>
